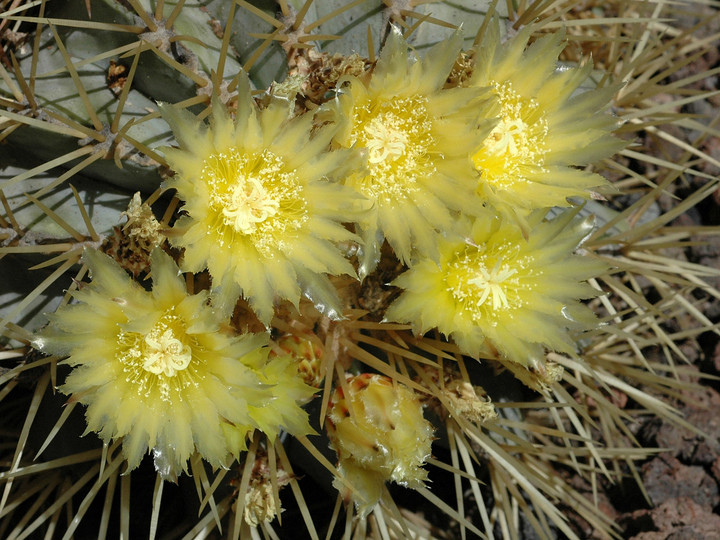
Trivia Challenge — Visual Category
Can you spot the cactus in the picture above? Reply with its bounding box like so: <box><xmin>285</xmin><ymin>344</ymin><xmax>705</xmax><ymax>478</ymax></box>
<box><xmin>1</xmin><ymin>0</ymin><xmax>719</xmax><ymax>538</ymax></box>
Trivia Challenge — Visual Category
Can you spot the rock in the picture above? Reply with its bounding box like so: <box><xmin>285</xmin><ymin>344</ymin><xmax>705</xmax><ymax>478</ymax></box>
<box><xmin>623</xmin><ymin>497</ymin><xmax>720</xmax><ymax>539</ymax></box>
<box><xmin>639</xmin><ymin>388</ymin><xmax>720</xmax><ymax>466</ymax></box>
<box><xmin>710</xmin><ymin>456</ymin><xmax>720</xmax><ymax>484</ymax></box>
<box><xmin>641</xmin><ymin>454</ymin><xmax>719</xmax><ymax>508</ymax></box>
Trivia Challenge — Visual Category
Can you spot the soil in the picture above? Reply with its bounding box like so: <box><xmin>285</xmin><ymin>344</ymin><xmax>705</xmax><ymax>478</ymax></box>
<box><xmin>563</xmin><ymin>29</ymin><xmax>720</xmax><ymax>539</ymax></box>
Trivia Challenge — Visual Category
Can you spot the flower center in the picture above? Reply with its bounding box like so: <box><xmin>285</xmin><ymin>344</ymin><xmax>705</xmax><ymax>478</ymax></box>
<box><xmin>484</xmin><ymin>117</ymin><xmax>528</xmax><ymax>158</ymax></box>
<box><xmin>447</xmin><ymin>246</ymin><xmax>534</xmax><ymax>324</ymax></box>
<box><xmin>202</xmin><ymin>148</ymin><xmax>307</xmax><ymax>253</ymax></box>
<box><xmin>142</xmin><ymin>326</ymin><xmax>192</xmax><ymax>377</ymax></box>
<box><xmin>473</xmin><ymin>81</ymin><xmax>548</xmax><ymax>191</ymax></box>
<box><xmin>222</xmin><ymin>176</ymin><xmax>280</xmax><ymax>234</ymax></box>
<box><xmin>351</xmin><ymin>96</ymin><xmax>435</xmax><ymax>202</ymax></box>
<box><xmin>117</xmin><ymin>310</ymin><xmax>199</xmax><ymax>401</ymax></box>
<box><xmin>364</xmin><ymin>117</ymin><xmax>409</xmax><ymax>164</ymax></box>
<box><xmin>467</xmin><ymin>260</ymin><xmax>518</xmax><ymax>310</ymax></box>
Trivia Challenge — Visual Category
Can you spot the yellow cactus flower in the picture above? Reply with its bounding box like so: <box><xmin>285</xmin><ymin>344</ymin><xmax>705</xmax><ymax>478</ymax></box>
<box><xmin>385</xmin><ymin>209</ymin><xmax>606</xmax><ymax>367</ymax></box>
<box><xmin>468</xmin><ymin>22</ymin><xmax>624</xmax><ymax>221</ymax></box>
<box><xmin>160</xmin><ymin>74</ymin><xmax>367</xmax><ymax>324</ymax></box>
<box><xmin>326</xmin><ymin>373</ymin><xmax>434</xmax><ymax>517</ymax></box>
<box><xmin>33</xmin><ymin>248</ymin><xmax>315</xmax><ymax>479</ymax></box>
<box><xmin>323</xmin><ymin>27</ymin><xmax>493</xmax><ymax>273</ymax></box>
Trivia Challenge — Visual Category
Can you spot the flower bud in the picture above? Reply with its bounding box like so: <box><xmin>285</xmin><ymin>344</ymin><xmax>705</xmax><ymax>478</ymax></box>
<box><xmin>326</xmin><ymin>373</ymin><xmax>433</xmax><ymax>516</ymax></box>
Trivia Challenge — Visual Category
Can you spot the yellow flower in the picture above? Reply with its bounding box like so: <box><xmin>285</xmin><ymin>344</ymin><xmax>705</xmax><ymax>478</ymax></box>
<box><xmin>468</xmin><ymin>22</ymin><xmax>624</xmax><ymax>221</ymax></box>
<box><xmin>385</xmin><ymin>209</ymin><xmax>605</xmax><ymax>367</ymax></box>
<box><xmin>326</xmin><ymin>373</ymin><xmax>433</xmax><ymax>517</ymax></box>
<box><xmin>33</xmin><ymin>248</ymin><xmax>315</xmax><ymax>479</ymax></box>
<box><xmin>160</xmin><ymin>74</ymin><xmax>366</xmax><ymax>324</ymax></box>
<box><xmin>323</xmin><ymin>28</ymin><xmax>493</xmax><ymax>273</ymax></box>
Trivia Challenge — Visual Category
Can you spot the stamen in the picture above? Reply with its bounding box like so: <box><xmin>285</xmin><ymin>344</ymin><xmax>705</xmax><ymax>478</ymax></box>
<box><xmin>351</xmin><ymin>96</ymin><xmax>435</xmax><ymax>201</ymax></box>
<box><xmin>142</xmin><ymin>327</ymin><xmax>192</xmax><ymax>377</ymax></box>
<box><xmin>364</xmin><ymin>115</ymin><xmax>409</xmax><ymax>163</ymax></box>
<box><xmin>200</xmin><ymin>148</ymin><xmax>307</xmax><ymax>254</ymax></box>
<box><xmin>222</xmin><ymin>176</ymin><xmax>279</xmax><ymax>233</ymax></box>
<box><xmin>484</xmin><ymin>117</ymin><xmax>528</xmax><ymax>158</ymax></box>
<box><xmin>468</xmin><ymin>260</ymin><xmax>517</xmax><ymax>310</ymax></box>
<box><xmin>117</xmin><ymin>311</ymin><xmax>198</xmax><ymax>401</ymax></box>
<box><xmin>473</xmin><ymin>81</ymin><xmax>549</xmax><ymax>190</ymax></box>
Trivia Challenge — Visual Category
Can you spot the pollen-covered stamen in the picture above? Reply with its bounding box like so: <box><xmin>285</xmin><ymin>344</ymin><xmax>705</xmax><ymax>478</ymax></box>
<box><xmin>484</xmin><ymin>117</ymin><xmax>528</xmax><ymax>158</ymax></box>
<box><xmin>117</xmin><ymin>311</ymin><xmax>199</xmax><ymax>401</ymax></box>
<box><xmin>468</xmin><ymin>260</ymin><xmax>518</xmax><ymax>310</ymax></box>
<box><xmin>351</xmin><ymin>96</ymin><xmax>435</xmax><ymax>201</ymax></box>
<box><xmin>222</xmin><ymin>176</ymin><xmax>280</xmax><ymax>234</ymax></box>
<box><xmin>203</xmin><ymin>149</ymin><xmax>286</xmax><ymax>235</ymax></box>
<box><xmin>142</xmin><ymin>327</ymin><xmax>192</xmax><ymax>377</ymax></box>
<box><xmin>201</xmin><ymin>148</ymin><xmax>308</xmax><ymax>253</ymax></box>
<box><xmin>447</xmin><ymin>246</ymin><xmax>533</xmax><ymax>325</ymax></box>
<box><xmin>364</xmin><ymin>115</ymin><xmax>409</xmax><ymax>163</ymax></box>
<box><xmin>474</xmin><ymin>81</ymin><xmax>549</xmax><ymax>190</ymax></box>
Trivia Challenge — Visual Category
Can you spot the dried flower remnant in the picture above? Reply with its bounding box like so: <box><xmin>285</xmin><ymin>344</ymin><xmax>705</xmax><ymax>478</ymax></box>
<box><xmin>33</xmin><ymin>249</ymin><xmax>314</xmax><ymax>479</ymax></box>
<box><xmin>326</xmin><ymin>373</ymin><xmax>434</xmax><ymax>517</ymax></box>
<box><xmin>102</xmin><ymin>192</ymin><xmax>166</xmax><ymax>276</ymax></box>
<box><xmin>498</xmin><ymin>358</ymin><xmax>566</xmax><ymax>393</ymax></box>
<box><xmin>160</xmin><ymin>72</ymin><xmax>366</xmax><ymax>325</ymax></box>
<box><xmin>301</xmin><ymin>52</ymin><xmax>370</xmax><ymax>107</ymax></box>
<box><xmin>467</xmin><ymin>22</ymin><xmax>623</xmax><ymax>221</ymax></box>
<box><xmin>122</xmin><ymin>192</ymin><xmax>164</xmax><ymax>249</ymax></box>
<box><xmin>323</xmin><ymin>27</ymin><xmax>493</xmax><ymax>273</ymax></box>
<box><xmin>445</xmin><ymin>379</ymin><xmax>497</xmax><ymax>423</ymax></box>
<box><xmin>235</xmin><ymin>447</ymin><xmax>292</xmax><ymax>527</ymax></box>
<box><xmin>385</xmin><ymin>210</ymin><xmax>605</xmax><ymax>367</ymax></box>
<box><xmin>417</xmin><ymin>366</ymin><xmax>497</xmax><ymax>423</ymax></box>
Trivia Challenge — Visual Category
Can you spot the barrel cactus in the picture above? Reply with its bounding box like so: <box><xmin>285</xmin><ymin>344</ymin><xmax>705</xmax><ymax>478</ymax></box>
<box><xmin>1</xmin><ymin>0</ymin><xmax>718</xmax><ymax>538</ymax></box>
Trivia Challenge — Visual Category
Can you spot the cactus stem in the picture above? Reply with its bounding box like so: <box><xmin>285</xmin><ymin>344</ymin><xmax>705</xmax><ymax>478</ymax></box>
<box><xmin>237</xmin><ymin>1</ymin><xmax>285</xmax><ymax>29</ymax></box>
<box><xmin>48</xmin><ymin>24</ymin><xmax>104</xmax><ymax>132</ymax></box>
<box><xmin>164</xmin><ymin>0</ymin><xmax>187</xmax><ymax>29</ymax></box>
<box><xmin>127</xmin><ymin>0</ymin><xmax>158</xmax><ymax>32</ymax></box>
<box><xmin>214</xmin><ymin>0</ymin><xmax>237</xmax><ymax>90</ymax></box>
<box><xmin>8</xmin><ymin>52</ymin><xmax>36</xmax><ymax>111</ymax></box>
<box><xmin>292</xmin><ymin>0</ymin><xmax>315</xmax><ymax>32</ymax></box>
<box><xmin>305</xmin><ymin>0</ymin><xmax>368</xmax><ymax>32</ymax></box>
<box><xmin>243</xmin><ymin>27</ymin><xmax>283</xmax><ymax>72</ymax></box>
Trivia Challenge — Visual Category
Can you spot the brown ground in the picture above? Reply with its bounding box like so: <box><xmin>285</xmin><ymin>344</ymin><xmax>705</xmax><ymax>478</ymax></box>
<box><xmin>569</xmin><ymin>29</ymin><xmax>720</xmax><ymax>539</ymax></box>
